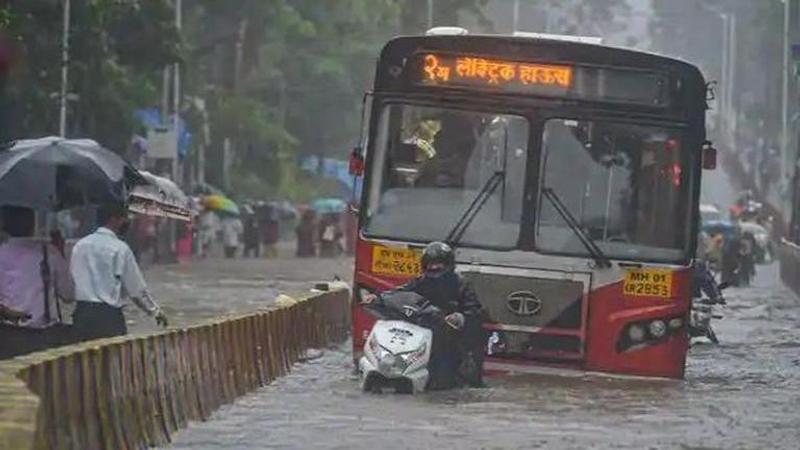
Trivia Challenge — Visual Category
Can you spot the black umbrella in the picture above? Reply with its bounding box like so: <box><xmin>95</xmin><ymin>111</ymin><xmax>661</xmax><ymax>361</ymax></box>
<box><xmin>0</xmin><ymin>137</ymin><xmax>144</xmax><ymax>325</ymax></box>
<box><xmin>0</xmin><ymin>137</ymin><xmax>143</xmax><ymax>210</ymax></box>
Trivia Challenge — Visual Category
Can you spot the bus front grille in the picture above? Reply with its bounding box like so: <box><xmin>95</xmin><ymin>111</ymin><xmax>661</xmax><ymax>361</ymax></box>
<box><xmin>462</xmin><ymin>270</ymin><xmax>586</xmax><ymax>360</ymax></box>
<box><xmin>462</xmin><ymin>271</ymin><xmax>585</xmax><ymax>330</ymax></box>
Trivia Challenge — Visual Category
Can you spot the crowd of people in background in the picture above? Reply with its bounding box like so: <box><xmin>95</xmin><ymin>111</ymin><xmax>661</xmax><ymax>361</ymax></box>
<box><xmin>698</xmin><ymin>191</ymin><xmax>776</xmax><ymax>288</ymax></box>
<box><xmin>296</xmin><ymin>211</ymin><xmax>348</xmax><ymax>258</ymax></box>
<box><xmin>192</xmin><ymin>201</ymin><xmax>355</xmax><ymax>260</ymax></box>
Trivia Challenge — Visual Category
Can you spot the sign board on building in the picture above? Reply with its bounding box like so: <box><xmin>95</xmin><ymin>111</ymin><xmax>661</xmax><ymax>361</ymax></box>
<box><xmin>146</xmin><ymin>128</ymin><xmax>178</xmax><ymax>160</ymax></box>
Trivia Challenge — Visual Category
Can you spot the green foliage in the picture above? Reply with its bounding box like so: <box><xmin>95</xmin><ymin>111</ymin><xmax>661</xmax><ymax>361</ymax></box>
<box><xmin>2</xmin><ymin>0</ymin><xmax>498</xmax><ymax>199</ymax></box>
<box><xmin>2</xmin><ymin>0</ymin><xmax>180</xmax><ymax>149</ymax></box>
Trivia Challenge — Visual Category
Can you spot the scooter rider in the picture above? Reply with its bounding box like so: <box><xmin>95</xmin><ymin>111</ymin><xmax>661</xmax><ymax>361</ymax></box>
<box><xmin>693</xmin><ymin>237</ymin><xmax>724</xmax><ymax>303</ymax></box>
<box><xmin>693</xmin><ymin>260</ymin><xmax>724</xmax><ymax>304</ymax></box>
<box><xmin>363</xmin><ymin>241</ymin><xmax>486</xmax><ymax>388</ymax></box>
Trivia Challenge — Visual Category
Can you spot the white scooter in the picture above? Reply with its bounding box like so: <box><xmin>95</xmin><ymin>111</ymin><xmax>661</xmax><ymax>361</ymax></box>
<box><xmin>359</xmin><ymin>291</ymin><xmax>442</xmax><ymax>394</ymax></box>
<box><xmin>689</xmin><ymin>272</ymin><xmax>729</xmax><ymax>345</ymax></box>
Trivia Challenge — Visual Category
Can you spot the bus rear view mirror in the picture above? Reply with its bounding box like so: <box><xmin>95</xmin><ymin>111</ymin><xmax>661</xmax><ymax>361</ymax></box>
<box><xmin>702</xmin><ymin>141</ymin><xmax>717</xmax><ymax>170</ymax></box>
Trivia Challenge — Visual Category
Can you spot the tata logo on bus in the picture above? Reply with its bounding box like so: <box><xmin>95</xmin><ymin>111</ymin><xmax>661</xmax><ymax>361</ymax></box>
<box><xmin>506</xmin><ymin>291</ymin><xmax>543</xmax><ymax>317</ymax></box>
<box><xmin>623</xmin><ymin>268</ymin><xmax>673</xmax><ymax>298</ymax></box>
<box><xmin>419</xmin><ymin>53</ymin><xmax>573</xmax><ymax>91</ymax></box>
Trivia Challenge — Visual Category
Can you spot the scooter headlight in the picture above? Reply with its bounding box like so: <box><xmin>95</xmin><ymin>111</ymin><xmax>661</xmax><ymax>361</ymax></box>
<box><xmin>382</xmin><ymin>342</ymin><xmax>428</xmax><ymax>375</ymax></box>
<box><xmin>378</xmin><ymin>352</ymin><xmax>408</xmax><ymax>375</ymax></box>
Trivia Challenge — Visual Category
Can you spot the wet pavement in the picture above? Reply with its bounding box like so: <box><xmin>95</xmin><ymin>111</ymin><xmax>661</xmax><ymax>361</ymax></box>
<box><xmin>125</xmin><ymin>249</ymin><xmax>353</xmax><ymax>333</ymax></box>
<box><xmin>161</xmin><ymin>261</ymin><xmax>800</xmax><ymax>450</ymax></box>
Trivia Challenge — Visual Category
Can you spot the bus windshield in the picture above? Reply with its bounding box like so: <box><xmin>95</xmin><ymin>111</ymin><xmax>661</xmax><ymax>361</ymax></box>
<box><xmin>363</xmin><ymin>104</ymin><xmax>529</xmax><ymax>249</ymax></box>
<box><xmin>537</xmin><ymin>119</ymin><xmax>691</xmax><ymax>262</ymax></box>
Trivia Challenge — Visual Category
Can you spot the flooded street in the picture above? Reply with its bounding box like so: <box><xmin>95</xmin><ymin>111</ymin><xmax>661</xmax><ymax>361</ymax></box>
<box><xmin>5</xmin><ymin>2</ymin><xmax>800</xmax><ymax>450</ymax></box>
<box><xmin>123</xmin><ymin>247</ymin><xmax>353</xmax><ymax>334</ymax></box>
<box><xmin>164</xmin><ymin>262</ymin><xmax>800</xmax><ymax>450</ymax></box>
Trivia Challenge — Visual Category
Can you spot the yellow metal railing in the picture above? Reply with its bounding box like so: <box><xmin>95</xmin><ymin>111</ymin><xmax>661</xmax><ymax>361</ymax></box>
<box><xmin>0</xmin><ymin>288</ymin><xmax>350</xmax><ymax>450</ymax></box>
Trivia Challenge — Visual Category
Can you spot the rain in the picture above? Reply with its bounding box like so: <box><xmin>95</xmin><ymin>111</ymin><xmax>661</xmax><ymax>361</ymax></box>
<box><xmin>1</xmin><ymin>1</ymin><xmax>799</xmax><ymax>449</ymax></box>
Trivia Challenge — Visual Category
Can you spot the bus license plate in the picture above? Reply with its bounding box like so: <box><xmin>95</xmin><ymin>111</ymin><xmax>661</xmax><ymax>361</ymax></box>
<box><xmin>623</xmin><ymin>268</ymin><xmax>672</xmax><ymax>298</ymax></box>
<box><xmin>371</xmin><ymin>245</ymin><xmax>421</xmax><ymax>277</ymax></box>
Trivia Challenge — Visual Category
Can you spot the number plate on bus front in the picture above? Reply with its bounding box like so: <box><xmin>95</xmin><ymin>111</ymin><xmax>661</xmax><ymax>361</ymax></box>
<box><xmin>371</xmin><ymin>245</ymin><xmax>421</xmax><ymax>277</ymax></box>
<box><xmin>623</xmin><ymin>268</ymin><xmax>672</xmax><ymax>298</ymax></box>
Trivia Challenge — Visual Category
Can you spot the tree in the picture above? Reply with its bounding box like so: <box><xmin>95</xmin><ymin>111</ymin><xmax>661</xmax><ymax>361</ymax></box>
<box><xmin>2</xmin><ymin>0</ymin><xmax>507</xmax><ymax>200</ymax></box>
<box><xmin>186</xmin><ymin>0</ymin><xmax>464</xmax><ymax>198</ymax></box>
<box><xmin>1</xmin><ymin>0</ymin><xmax>181</xmax><ymax>150</ymax></box>
<box><xmin>650</xmin><ymin>0</ymin><xmax>785</xmax><ymax>201</ymax></box>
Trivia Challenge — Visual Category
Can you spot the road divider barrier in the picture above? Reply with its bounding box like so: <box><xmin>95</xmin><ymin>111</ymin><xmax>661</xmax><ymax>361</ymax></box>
<box><xmin>0</xmin><ymin>286</ymin><xmax>350</xmax><ymax>450</ymax></box>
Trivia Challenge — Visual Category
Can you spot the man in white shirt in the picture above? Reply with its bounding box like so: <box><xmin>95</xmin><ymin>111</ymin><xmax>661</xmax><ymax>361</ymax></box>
<box><xmin>70</xmin><ymin>203</ymin><xmax>168</xmax><ymax>341</ymax></box>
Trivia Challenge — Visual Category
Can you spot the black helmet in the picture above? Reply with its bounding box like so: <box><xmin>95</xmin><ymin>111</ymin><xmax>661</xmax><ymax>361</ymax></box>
<box><xmin>421</xmin><ymin>241</ymin><xmax>455</xmax><ymax>273</ymax></box>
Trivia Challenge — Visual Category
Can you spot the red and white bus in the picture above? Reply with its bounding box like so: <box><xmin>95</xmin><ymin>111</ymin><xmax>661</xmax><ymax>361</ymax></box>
<box><xmin>350</xmin><ymin>31</ymin><xmax>714</xmax><ymax>379</ymax></box>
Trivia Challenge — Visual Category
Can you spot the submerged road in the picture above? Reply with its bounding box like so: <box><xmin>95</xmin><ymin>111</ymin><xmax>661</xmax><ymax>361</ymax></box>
<box><xmin>160</xmin><ymin>260</ymin><xmax>799</xmax><ymax>450</ymax></box>
<box><xmin>124</xmin><ymin>251</ymin><xmax>353</xmax><ymax>333</ymax></box>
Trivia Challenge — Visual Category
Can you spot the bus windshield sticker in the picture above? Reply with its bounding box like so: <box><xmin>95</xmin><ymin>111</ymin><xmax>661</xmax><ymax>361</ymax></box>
<box><xmin>371</xmin><ymin>245</ymin><xmax>422</xmax><ymax>277</ymax></box>
<box><xmin>623</xmin><ymin>268</ymin><xmax>673</xmax><ymax>298</ymax></box>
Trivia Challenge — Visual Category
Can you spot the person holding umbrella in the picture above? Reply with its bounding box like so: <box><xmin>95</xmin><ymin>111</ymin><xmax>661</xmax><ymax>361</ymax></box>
<box><xmin>0</xmin><ymin>137</ymin><xmax>158</xmax><ymax>344</ymax></box>
<box><xmin>70</xmin><ymin>203</ymin><xmax>168</xmax><ymax>341</ymax></box>
<box><xmin>0</xmin><ymin>205</ymin><xmax>75</xmax><ymax>359</ymax></box>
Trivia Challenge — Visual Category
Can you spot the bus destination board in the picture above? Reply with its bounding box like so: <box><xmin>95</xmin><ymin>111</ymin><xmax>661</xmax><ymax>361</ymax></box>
<box><xmin>418</xmin><ymin>53</ymin><xmax>572</xmax><ymax>92</ymax></box>
<box><xmin>410</xmin><ymin>52</ymin><xmax>668</xmax><ymax>107</ymax></box>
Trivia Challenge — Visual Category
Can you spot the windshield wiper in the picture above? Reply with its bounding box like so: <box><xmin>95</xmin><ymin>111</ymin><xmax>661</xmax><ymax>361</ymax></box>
<box><xmin>445</xmin><ymin>171</ymin><xmax>505</xmax><ymax>246</ymax></box>
<box><xmin>541</xmin><ymin>187</ymin><xmax>612</xmax><ymax>268</ymax></box>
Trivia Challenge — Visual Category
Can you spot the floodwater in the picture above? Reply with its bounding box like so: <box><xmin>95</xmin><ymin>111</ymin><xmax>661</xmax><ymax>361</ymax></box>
<box><xmin>166</xmin><ymin>263</ymin><xmax>799</xmax><ymax>450</ymax></box>
<box><xmin>126</xmin><ymin>253</ymin><xmax>353</xmax><ymax>333</ymax></box>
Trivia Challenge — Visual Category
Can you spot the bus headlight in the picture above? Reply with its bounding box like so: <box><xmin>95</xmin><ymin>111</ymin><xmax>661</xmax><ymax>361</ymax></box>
<box><xmin>648</xmin><ymin>320</ymin><xmax>667</xmax><ymax>338</ymax></box>
<box><xmin>628</xmin><ymin>324</ymin><xmax>645</xmax><ymax>342</ymax></box>
<box><xmin>618</xmin><ymin>316</ymin><xmax>685</xmax><ymax>353</ymax></box>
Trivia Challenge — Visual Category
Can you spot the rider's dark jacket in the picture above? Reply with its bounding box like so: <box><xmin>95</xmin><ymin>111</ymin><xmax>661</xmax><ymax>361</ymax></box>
<box><xmin>393</xmin><ymin>270</ymin><xmax>487</xmax><ymax>388</ymax></box>
<box><xmin>396</xmin><ymin>271</ymin><xmax>483</xmax><ymax>318</ymax></box>
<box><xmin>693</xmin><ymin>262</ymin><xmax>721</xmax><ymax>300</ymax></box>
